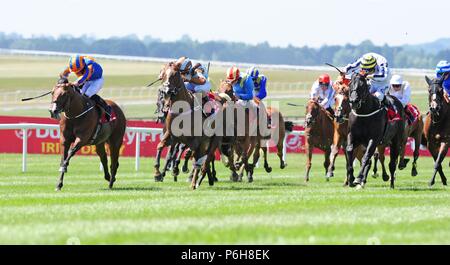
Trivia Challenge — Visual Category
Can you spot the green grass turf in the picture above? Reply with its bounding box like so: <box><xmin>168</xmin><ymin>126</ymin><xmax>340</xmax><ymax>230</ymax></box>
<box><xmin>0</xmin><ymin>152</ymin><xmax>449</xmax><ymax>244</ymax></box>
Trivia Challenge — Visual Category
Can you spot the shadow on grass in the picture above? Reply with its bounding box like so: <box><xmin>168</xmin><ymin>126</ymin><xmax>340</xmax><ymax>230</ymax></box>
<box><xmin>397</xmin><ymin>186</ymin><xmax>447</xmax><ymax>192</ymax></box>
<box><xmin>211</xmin><ymin>186</ymin><xmax>267</xmax><ymax>191</ymax></box>
<box><xmin>261</xmin><ymin>181</ymin><xmax>307</xmax><ymax>187</ymax></box>
<box><xmin>103</xmin><ymin>186</ymin><xmax>162</xmax><ymax>191</ymax></box>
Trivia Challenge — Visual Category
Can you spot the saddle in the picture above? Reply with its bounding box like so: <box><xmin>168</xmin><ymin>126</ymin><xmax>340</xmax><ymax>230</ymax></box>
<box><xmin>88</xmin><ymin>100</ymin><xmax>117</xmax><ymax>145</ymax></box>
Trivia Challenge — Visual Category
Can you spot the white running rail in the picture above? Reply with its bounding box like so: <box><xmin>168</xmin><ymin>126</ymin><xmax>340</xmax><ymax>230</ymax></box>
<box><xmin>0</xmin><ymin>123</ymin><xmax>304</xmax><ymax>173</ymax></box>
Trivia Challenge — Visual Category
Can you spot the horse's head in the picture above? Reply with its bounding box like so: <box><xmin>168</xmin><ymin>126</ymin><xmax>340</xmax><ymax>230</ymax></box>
<box><xmin>49</xmin><ymin>78</ymin><xmax>74</xmax><ymax>119</ymax></box>
<box><xmin>159</xmin><ymin>62</ymin><xmax>185</xmax><ymax>102</ymax></box>
<box><xmin>334</xmin><ymin>85</ymin><xmax>350</xmax><ymax>124</ymax></box>
<box><xmin>349</xmin><ymin>71</ymin><xmax>370</xmax><ymax>110</ymax></box>
<box><xmin>305</xmin><ymin>100</ymin><xmax>320</xmax><ymax>128</ymax></box>
<box><xmin>425</xmin><ymin>75</ymin><xmax>447</xmax><ymax>119</ymax></box>
<box><xmin>218</xmin><ymin>80</ymin><xmax>235</xmax><ymax>101</ymax></box>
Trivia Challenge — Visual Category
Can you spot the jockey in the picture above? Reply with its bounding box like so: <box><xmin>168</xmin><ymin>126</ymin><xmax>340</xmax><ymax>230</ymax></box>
<box><xmin>435</xmin><ymin>60</ymin><xmax>450</xmax><ymax>100</ymax></box>
<box><xmin>247</xmin><ymin>66</ymin><xmax>271</xmax><ymax>130</ymax></box>
<box><xmin>310</xmin><ymin>73</ymin><xmax>335</xmax><ymax>115</ymax></box>
<box><xmin>175</xmin><ymin>56</ymin><xmax>211</xmax><ymax>95</ymax></box>
<box><xmin>344</xmin><ymin>53</ymin><xmax>392</xmax><ymax>106</ymax></box>
<box><xmin>388</xmin><ymin>74</ymin><xmax>416</xmax><ymax>124</ymax></box>
<box><xmin>247</xmin><ymin>67</ymin><xmax>267</xmax><ymax>102</ymax></box>
<box><xmin>226</xmin><ymin>66</ymin><xmax>254</xmax><ymax>103</ymax></box>
<box><xmin>60</xmin><ymin>55</ymin><xmax>112</xmax><ymax>119</ymax></box>
<box><xmin>227</xmin><ymin>66</ymin><xmax>270</xmax><ymax>138</ymax></box>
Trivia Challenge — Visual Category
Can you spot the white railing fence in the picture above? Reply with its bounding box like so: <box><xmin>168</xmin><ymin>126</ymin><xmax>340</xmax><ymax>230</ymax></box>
<box><xmin>0</xmin><ymin>123</ymin><xmax>304</xmax><ymax>172</ymax></box>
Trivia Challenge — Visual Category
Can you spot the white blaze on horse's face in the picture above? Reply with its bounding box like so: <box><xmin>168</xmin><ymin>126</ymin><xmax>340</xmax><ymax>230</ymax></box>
<box><xmin>430</xmin><ymin>94</ymin><xmax>438</xmax><ymax>110</ymax></box>
<box><xmin>51</xmin><ymin>102</ymin><xmax>57</xmax><ymax>112</ymax></box>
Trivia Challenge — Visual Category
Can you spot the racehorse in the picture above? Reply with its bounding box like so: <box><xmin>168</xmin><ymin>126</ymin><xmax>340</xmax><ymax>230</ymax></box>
<box><xmin>423</xmin><ymin>75</ymin><xmax>449</xmax><ymax>187</ymax></box>
<box><xmin>346</xmin><ymin>72</ymin><xmax>405</xmax><ymax>189</ymax></box>
<box><xmin>304</xmin><ymin>100</ymin><xmax>334</xmax><ymax>182</ymax></box>
<box><xmin>326</xmin><ymin>83</ymin><xmax>364</xmax><ymax>184</ymax></box>
<box><xmin>252</xmin><ymin>107</ymin><xmax>292</xmax><ymax>173</ymax></box>
<box><xmin>49</xmin><ymin>78</ymin><xmax>126</xmax><ymax>191</ymax></box>
<box><xmin>372</xmin><ymin>106</ymin><xmax>424</xmax><ymax>178</ymax></box>
<box><xmin>158</xmin><ymin>62</ymin><xmax>221</xmax><ymax>189</ymax></box>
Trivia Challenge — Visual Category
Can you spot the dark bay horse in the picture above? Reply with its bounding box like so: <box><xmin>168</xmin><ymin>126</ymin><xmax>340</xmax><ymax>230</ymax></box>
<box><xmin>49</xmin><ymin>79</ymin><xmax>126</xmax><ymax>191</ymax></box>
<box><xmin>346</xmin><ymin>73</ymin><xmax>405</xmax><ymax>189</ymax></box>
<box><xmin>424</xmin><ymin>75</ymin><xmax>449</xmax><ymax>187</ymax></box>
<box><xmin>373</xmin><ymin>107</ymin><xmax>424</xmax><ymax>178</ymax></box>
<box><xmin>304</xmin><ymin>100</ymin><xmax>334</xmax><ymax>182</ymax></box>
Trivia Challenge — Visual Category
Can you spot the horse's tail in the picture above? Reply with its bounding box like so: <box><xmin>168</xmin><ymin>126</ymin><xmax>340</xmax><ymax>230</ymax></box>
<box><xmin>284</xmin><ymin>121</ymin><xmax>294</xmax><ymax>132</ymax></box>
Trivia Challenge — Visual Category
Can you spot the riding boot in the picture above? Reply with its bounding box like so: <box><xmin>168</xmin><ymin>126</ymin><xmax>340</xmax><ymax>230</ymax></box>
<box><xmin>91</xmin><ymin>94</ymin><xmax>112</xmax><ymax>121</ymax></box>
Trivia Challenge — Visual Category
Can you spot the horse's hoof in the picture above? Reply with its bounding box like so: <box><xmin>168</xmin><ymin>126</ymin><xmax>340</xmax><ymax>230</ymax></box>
<box><xmin>382</xmin><ymin>173</ymin><xmax>390</xmax><ymax>182</ymax></box>
<box><xmin>248</xmin><ymin>176</ymin><xmax>253</xmax><ymax>183</ymax></box>
<box><xmin>353</xmin><ymin>178</ymin><xmax>363</xmax><ymax>186</ymax></box>
<box><xmin>428</xmin><ymin>180</ymin><xmax>435</xmax><ymax>187</ymax></box>
<box><xmin>372</xmin><ymin>172</ymin><xmax>379</xmax><ymax>179</ymax></box>
<box><xmin>109</xmin><ymin>183</ymin><xmax>114</xmax><ymax>189</ymax></box>
<box><xmin>411</xmin><ymin>168</ymin><xmax>418</xmax><ymax>177</ymax></box>
<box><xmin>326</xmin><ymin>172</ymin><xmax>334</xmax><ymax>179</ymax></box>
<box><xmin>280</xmin><ymin>162</ymin><xmax>286</xmax><ymax>169</ymax></box>
<box><xmin>172</xmin><ymin>169</ymin><xmax>180</xmax><ymax>177</ymax></box>
<box><xmin>173</xmin><ymin>176</ymin><xmax>178</xmax><ymax>182</ymax></box>
<box><xmin>265</xmin><ymin>166</ymin><xmax>273</xmax><ymax>173</ymax></box>
<box><xmin>443</xmin><ymin>180</ymin><xmax>448</xmax><ymax>186</ymax></box>
<box><xmin>186</xmin><ymin>176</ymin><xmax>193</xmax><ymax>183</ymax></box>
<box><xmin>208</xmin><ymin>179</ymin><xmax>214</xmax><ymax>186</ymax></box>
<box><xmin>356</xmin><ymin>184</ymin><xmax>364</xmax><ymax>190</ymax></box>
<box><xmin>104</xmin><ymin>175</ymin><xmax>111</xmax><ymax>182</ymax></box>
<box><xmin>213</xmin><ymin>176</ymin><xmax>218</xmax><ymax>182</ymax></box>
<box><xmin>182</xmin><ymin>166</ymin><xmax>189</xmax><ymax>174</ymax></box>
<box><xmin>55</xmin><ymin>187</ymin><xmax>61</xmax><ymax>192</ymax></box>
<box><xmin>154</xmin><ymin>175</ymin><xmax>164</xmax><ymax>182</ymax></box>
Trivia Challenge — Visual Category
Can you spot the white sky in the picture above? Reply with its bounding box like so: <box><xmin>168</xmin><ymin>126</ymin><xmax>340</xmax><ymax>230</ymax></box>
<box><xmin>1</xmin><ymin>0</ymin><xmax>448</xmax><ymax>48</ymax></box>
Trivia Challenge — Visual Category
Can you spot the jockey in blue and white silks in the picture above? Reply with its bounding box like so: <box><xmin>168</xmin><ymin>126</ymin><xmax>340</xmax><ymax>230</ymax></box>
<box><xmin>344</xmin><ymin>52</ymin><xmax>392</xmax><ymax>103</ymax></box>
<box><xmin>436</xmin><ymin>60</ymin><xmax>450</xmax><ymax>97</ymax></box>
<box><xmin>175</xmin><ymin>57</ymin><xmax>211</xmax><ymax>96</ymax></box>
<box><xmin>247</xmin><ymin>67</ymin><xmax>271</xmax><ymax>133</ymax></box>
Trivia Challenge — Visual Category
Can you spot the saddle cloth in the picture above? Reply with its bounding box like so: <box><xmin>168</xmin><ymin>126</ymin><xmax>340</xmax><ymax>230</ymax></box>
<box><xmin>405</xmin><ymin>103</ymin><xmax>420</xmax><ymax>125</ymax></box>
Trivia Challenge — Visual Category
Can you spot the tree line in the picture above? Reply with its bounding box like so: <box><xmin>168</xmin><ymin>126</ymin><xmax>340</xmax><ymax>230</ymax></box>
<box><xmin>1</xmin><ymin>32</ymin><xmax>449</xmax><ymax>69</ymax></box>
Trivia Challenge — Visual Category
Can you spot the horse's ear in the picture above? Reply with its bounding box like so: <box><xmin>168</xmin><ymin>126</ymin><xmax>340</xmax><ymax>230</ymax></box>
<box><xmin>425</xmin><ymin>76</ymin><xmax>432</xmax><ymax>86</ymax></box>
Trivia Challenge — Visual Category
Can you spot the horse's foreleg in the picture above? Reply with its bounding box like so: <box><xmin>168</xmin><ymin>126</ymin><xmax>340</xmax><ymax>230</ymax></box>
<box><xmin>154</xmin><ymin>132</ymin><xmax>169</xmax><ymax>181</ymax></box>
<box><xmin>262</xmin><ymin>146</ymin><xmax>272</xmax><ymax>173</ymax></box>
<box><xmin>430</xmin><ymin>143</ymin><xmax>448</xmax><ymax>187</ymax></box>
<box><xmin>182</xmin><ymin>148</ymin><xmax>192</xmax><ymax>174</ymax></box>
<box><xmin>252</xmin><ymin>142</ymin><xmax>261</xmax><ymax>168</ymax></box>
<box><xmin>277</xmin><ymin>139</ymin><xmax>286</xmax><ymax>169</ymax></box>
<box><xmin>388</xmin><ymin>142</ymin><xmax>401</xmax><ymax>189</ymax></box>
<box><xmin>96</xmin><ymin>143</ymin><xmax>111</xmax><ymax>182</ymax></box>
<box><xmin>108</xmin><ymin>141</ymin><xmax>122</xmax><ymax>189</ymax></box>
<box><xmin>378</xmin><ymin>146</ymin><xmax>390</xmax><ymax>182</ymax></box>
<box><xmin>398</xmin><ymin>128</ymin><xmax>410</xmax><ymax>170</ymax></box>
<box><xmin>327</xmin><ymin>144</ymin><xmax>340</xmax><ymax>179</ymax></box>
<box><xmin>411</xmin><ymin>132</ymin><xmax>421</xmax><ymax>177</ymax></box>
<box><xmin>355</xmin><ymin>139</ymin><xmax>376</xmax><ymax>187</ymax></box>
<box><xmin>324</xmin><ymin>148</ymin><xmax>331</xmax><ymax>180</ymax></box>
<box><xmin>56</xmin><ymin>139</ymin><xmax>82</xmax><ymax>191</ymax></box>
<box><xmin>372</xmin><ymin>150</ymin><xmax>379</xmax><ymax>178</ymax></box>
<box><xmin>345</xmin><ymin>138</ymin><xmax>355</xmax><ymax>187</ymax></box>
<box><xmin>305</xmin><ymin>143</ymin><xmax>313</xmax><ymax>182</ymax></box>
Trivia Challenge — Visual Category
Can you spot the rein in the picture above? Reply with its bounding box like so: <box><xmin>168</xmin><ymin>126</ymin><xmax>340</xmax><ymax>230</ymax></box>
<box><xmin>351</xmin><ymin>107</ymin><xmax>383</xmax><ymax>117</ymax></box>
<box><xmin>64</xmin><ymin>105</ymin><xmax>95</xmax><ymax>119</ymax></box>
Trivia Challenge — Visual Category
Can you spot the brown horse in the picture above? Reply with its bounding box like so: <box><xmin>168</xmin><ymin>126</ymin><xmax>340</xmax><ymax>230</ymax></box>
<box><xmin>49</xmin><ymin>78</ymin><xmax>126</xmax><ymax>191</ymax></box>
<box><xmin>326</xmin><ymin>83</ymin><xmax>365</xmax><ymax>184</ymax></box>
<box><xmin>216</xmin><ymin>80</ymin><xmax>255</xmax><ymax>182</ymax></box>
<box><xmin>158</xmin><ymin>62</ymin><xmax>222</xmax><ymax>189</ymax></box>
<box><xmin>252</xmin><ymin>107</ymin><xmax>291</xmax><ymax>173</ymax></box>
<box><xmin>304</xmin><ymin>100</ymin><xmax>334</xmax><ymax>182</ymax></box>
<box><xmin>424</xmin><ymin>76</ymin><xmax>449</xmax><ymax>187</ymax></box>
